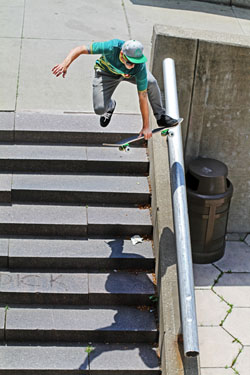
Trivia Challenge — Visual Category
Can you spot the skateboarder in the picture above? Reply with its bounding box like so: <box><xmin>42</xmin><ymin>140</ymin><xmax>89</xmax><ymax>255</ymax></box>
<box><xmin>52</xmin><ymin>39</ymin><xmax>178</xmax><ymax>140</ymax></box>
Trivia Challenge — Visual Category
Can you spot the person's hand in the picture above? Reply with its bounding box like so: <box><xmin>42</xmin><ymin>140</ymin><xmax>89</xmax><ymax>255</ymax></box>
<box><xmin>52</xmin><ymin>63</ymin><xmax>68</xmax><ymax>78</ymax></box>
<box><xmin>139</xmin><ymin>127</ymin><xmax>152</xmax><ymax>140</ymax></box>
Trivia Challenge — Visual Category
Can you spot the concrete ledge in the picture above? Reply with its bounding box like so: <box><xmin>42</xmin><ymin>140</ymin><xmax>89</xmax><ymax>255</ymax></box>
<box><xmin>148</xmin><ymin>114</ymin><xmax>200</xmax><ymax>373</ymax></box>
<box><xmin>149</xmin><ymin>27</ymin><xmax>200</xmax><ymax>375</ymax></box>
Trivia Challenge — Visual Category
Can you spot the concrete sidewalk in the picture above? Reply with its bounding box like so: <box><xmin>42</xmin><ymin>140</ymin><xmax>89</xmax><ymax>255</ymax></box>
<box><xmin>194</xmin><ymin>234</ymin><xmax>250</xmax><ymax>375</ymax></box>
<box><xmin>1</xmin><ymin>0</ymin><xmax>250</xmax><ymax>374</ymax></box>
<box><xmin>2</xmin><ymin>0</ymin><xmax>250</xmax><ymax>114</ymax></box>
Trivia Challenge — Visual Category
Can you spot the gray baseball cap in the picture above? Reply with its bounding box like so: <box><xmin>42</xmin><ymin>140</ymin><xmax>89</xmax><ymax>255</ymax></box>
<box><xmin>122</xmin><ymin>40</ymin><xmax>147</xmax><ymax>64</ymax></box>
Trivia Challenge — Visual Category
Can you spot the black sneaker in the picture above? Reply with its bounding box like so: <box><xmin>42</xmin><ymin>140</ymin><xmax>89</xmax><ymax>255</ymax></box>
<box><xmin>157</xmin><ymin>114</ymin><xmax>179</xmax><ymax>128</ymax></box>
<box><xmin>100</xmin><ymin>101</ymin><xmax>116</xmax><ymax>127</ymax></box>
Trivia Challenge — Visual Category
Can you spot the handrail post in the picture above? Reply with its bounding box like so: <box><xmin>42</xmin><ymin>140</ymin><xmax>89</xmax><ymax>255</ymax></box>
<box><xmin>163</xmin><ymin>58</ymin><xmax>199</xmax><ymax>357</ymax></box>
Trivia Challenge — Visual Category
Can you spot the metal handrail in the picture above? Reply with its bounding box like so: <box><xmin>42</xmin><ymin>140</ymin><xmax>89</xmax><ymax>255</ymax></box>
<box><xmin>163</xmin><ymin>58</ymin><xmax>199</xmax><ymax>357</ymax></box>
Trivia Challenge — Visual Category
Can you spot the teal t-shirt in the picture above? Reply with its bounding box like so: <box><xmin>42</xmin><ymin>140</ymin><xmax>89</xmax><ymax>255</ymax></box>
<box><xmin>89</xmin><ymin>39</ymin><xmax>147</xmax><ymax>92</ymax></box>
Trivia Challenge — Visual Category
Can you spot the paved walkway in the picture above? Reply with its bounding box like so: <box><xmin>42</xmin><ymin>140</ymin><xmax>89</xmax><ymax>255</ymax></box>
<box><xmin>2</xmin><ymin>0</ymin><xmax>250</xmax><ymax>114</ymax></box>
<box><xmin>1</xmin><ymin>0</ymin><xmax>250</xmax><ymax>374</ymax></box>
<box><xmin>194</xmin><ymin>234</ymin><xmax>250</xmax><ymax>375</ymax></box>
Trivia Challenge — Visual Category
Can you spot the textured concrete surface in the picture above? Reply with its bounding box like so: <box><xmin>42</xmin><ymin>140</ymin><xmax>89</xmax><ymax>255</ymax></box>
<box><xmin>14</xmin><ymin>112</ymin><xmax>142</xmax><ymax>143</ymax></box>
<box><xmin>0</xmin><ymin>143</ymin><xmax>149</xmax><ymax>174</ymax></box>
<box><xmin>89</xmin><ymin>272</ymin><xmax>155</xmax><ymax>305</ymax></box>
<box><xmin>0</xmin><ymin>174</ymin><xmax>12</xmax><ymax>203</ymax></box>
<box><xmin>0</xmin><ymin>309</ymin><xmax>5</xmax><ymax>341</ymax></box>
<box><xmin>6</xmin><ymin>306</ymin><xmax>157</xmax><ymax>343</ymax></box>
<box><xmin>194</xmin><ymin>237</ymin><xmax>250</xmax><ymax>374</ymax></box>
<box><xmin>0</xmin><ymin>203</ymin><xmax>88</xmax><ymax>236</ymax></box>
<box><xmin>2</xmin><ymin>0</ymin><xmax>250</xmax><ymax>374</ymax></box>
<box><xmin>148</xmin><ymin>108</ymin><xmax>199</xmax><ymax>374</ymax></box>
<box><xmin>89</xmin><ymin>343</ymin><xmax>160</xmax><ymax>373</ymax></box>
<box><xmin>7</xmin><ymin>238</ymin><xmax>154</xmax><ymax>271</ymax></box>
<box><xmin>0</xmin><ymin>345</ymin><xmax>89</xmax><ymax>372</ymax></box>
<box><xmin>0</xmin><ymin>271</ymin><xmax>89</xmax><ymax>304</ymax></box>
<box><xmin>11</xmin><ymin>173</ymin><xmax>150</xmax><ymax>205</ymax></box>
<box><xmin>0</xmin><ymin>343</ymin><xmax>160</xmax><ymax>374</ymax></box>
<box><xmin>3</xmin><ymin>0</ymin><xmax>250</xmax><ymax>113</ymax></box>
<box><xmin>0</xmin><ymin>112</ymin><xmax>14</xmax><ymax>142</ymax></box>
<box><xmin>87</xmin><ymin>206</ymin><xmax>152</xmax><ymax>236</ymax></box>
<box><xmin>150</xmin><ymin>17</ymin><xmax>250</xmax><ymax>372</ymax></box>
<box><xmin>151</xmin><ymin>24</ymin><xmax>250</xmax><ymax>233</ymax></box>
<box><xmin>0</xmin><ymin>240</ymin><xmax>8</xmax><ymax>268</ymax></box>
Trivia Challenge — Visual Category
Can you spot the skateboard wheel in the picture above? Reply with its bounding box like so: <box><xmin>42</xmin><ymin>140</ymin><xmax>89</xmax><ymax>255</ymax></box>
<box><xmin>119</xmin><ymin>146</ymin><xmax>125</xmax><ymax>151</ymax></box>
<box><xmin>125</xmin><ymin>146</ymin><xmax>130</xmax><ymax>152</ymax></box>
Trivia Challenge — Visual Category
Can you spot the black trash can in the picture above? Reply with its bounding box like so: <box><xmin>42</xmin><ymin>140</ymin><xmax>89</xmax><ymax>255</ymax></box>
<box><xmin>186</xmin><ymin>158</ymin><xmax>233</xmax><ymax>264</ymax></box>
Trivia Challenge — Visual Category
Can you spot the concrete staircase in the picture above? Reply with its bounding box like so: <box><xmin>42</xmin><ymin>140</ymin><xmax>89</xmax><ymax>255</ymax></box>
<box><xmin>0</xmin><ymin>112</ymin><xmax>160</xmax><ymax>374</ymax></box>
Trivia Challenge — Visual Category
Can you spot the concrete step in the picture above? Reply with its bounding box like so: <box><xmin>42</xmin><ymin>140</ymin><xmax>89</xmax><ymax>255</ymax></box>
<box><xmin>13</xmin><ymin>112</ymin><xmax>144</xmax><ymax>144</ymax></box>
<box><xmin>0</xmin><ymin>271</ymin><xmax>155</xmax><ymax>305</ymax></box>
<box><xmin>0</xmin><ymin>144</ymin><xmax>148</xmax><ymax>174</ymax></box>
<box><xmin>0</xmin><ymin>204</ymin><xmax>152</xmax><ymax>237</ymax></box>
<box><xmin>0</xmin><ymin>173</ymin><xmax>11</xmax><ymax>203</ymax></box>
<box><xmin>9</xmin><ymin>173</ymin><xmax>150</xmax><ymax>205</ymax></box>
<box><xmin>0</xmin><ymin>343</ymin><xmax>160</xmax><ymax>374</ymax></box>
<box><xmin>0</xmin><ymin>112</ymin><xmax>159</xmax><ymax>374</ymax></box>
<box><xmin>0</xmin><ymin>271</ymin><xmax>88</xmax><ymax>305</ymax></box>
<box><xmin>1</xmin><ymin>238</ymin><xmax>155</xmax><ymax>271</ymax></box>
<box><xmin>88</xmin><ymin>272</ymin><xmax>155</xmax><ymax>305</ymax></box>
<box><xmin>0</xmin><ymin>204</ymin><xmax>87</xmax><ymax>237</ymax></box>
<box><xmin>87</xmin><ymin>206</ymin><xmax>152</xmax><ymax>237</ymax></box>
<box><xmin>0</xmin><ymin>308</ymin><xmax>4</xmax><ymax>340</ymax></box>
<box><xmin>5</xmin><ymin>306</ymin><xmax>157</xmax><ymax>343</ymax></box>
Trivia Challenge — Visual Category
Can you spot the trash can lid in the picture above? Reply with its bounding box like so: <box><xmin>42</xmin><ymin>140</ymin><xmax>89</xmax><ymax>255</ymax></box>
<box><xmin>189</xmin><ymin>158</ymin><xmax>228</xmax><ymax>179</ymax></box>
<box><xmin>188</xmin><ymin>158</ymin><xmax>228</xmax><ymax>195</ymax></box>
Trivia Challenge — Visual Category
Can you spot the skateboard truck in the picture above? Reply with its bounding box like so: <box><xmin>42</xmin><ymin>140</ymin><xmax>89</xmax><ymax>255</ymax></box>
<box><xmin>119</xmin><ymin>144</ymin><xmax>130</xmax><ymax>152</ymax></box>
<box><xmin>161</xmin><ymin>128</ymin><xmax>169</xmax><ymax>137</ymax></box>
<box><xmin>160</xmin><ymin>128</ymin><xmax>174</xmax><ymax>137</ymax></box>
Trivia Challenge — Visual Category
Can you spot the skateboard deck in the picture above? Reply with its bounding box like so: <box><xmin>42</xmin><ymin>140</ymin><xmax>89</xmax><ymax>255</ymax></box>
<box><xmin>103</xmin><ymin>117</ymin><xmax>183</xmax><ymax>151</ymax></box>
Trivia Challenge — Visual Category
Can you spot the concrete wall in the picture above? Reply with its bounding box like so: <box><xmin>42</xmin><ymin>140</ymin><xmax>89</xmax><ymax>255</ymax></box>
<box><xmin>150</xmin><ymin>25</ymin><xmax>250</xmax><ymax>233</ymax></box>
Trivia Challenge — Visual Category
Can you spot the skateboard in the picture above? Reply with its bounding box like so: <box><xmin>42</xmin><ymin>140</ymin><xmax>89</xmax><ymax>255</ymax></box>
<box><xmin>103</xmin><ymin>118</ymin><xmax>183</xmax><ymax>151</ymax></box>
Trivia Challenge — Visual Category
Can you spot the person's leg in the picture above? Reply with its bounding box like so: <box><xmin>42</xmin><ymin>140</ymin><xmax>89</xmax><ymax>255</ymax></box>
<box><xmin>146</xmin><ymin>71</ymin><xmax>165</xmax><ymax>120</ymax></box>
<box><xmin>126</xmin><ymin>70</ymin><xmax>178</xmax><ymax>127</ymax></box>
<box><xmin>92</xmin><ymin>70</ymin><xmax>120</xmax><ymax>126</ymax></box>
<box><xmin>147</xmin><ymin>71</ymin><xmax>178</xmax><ymax>126</ymax></box>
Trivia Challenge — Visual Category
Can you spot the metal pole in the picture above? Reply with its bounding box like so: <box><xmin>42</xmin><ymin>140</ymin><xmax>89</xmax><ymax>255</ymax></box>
<box><xmin>163</xmin><ymin>58</ymin><xmax>199</xmax><ymax>357</ymax></box>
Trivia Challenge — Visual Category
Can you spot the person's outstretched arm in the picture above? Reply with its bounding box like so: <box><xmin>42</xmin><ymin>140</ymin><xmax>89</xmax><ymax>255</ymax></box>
<box><xmin>52</xmin><ymin>45</ymin><xmax>89</xmax><ymax>78</ymax></box>
<box><xmin>138</xmin><ymin>90</ymin><xmax>152</xmax><ymax>140</ymax></box>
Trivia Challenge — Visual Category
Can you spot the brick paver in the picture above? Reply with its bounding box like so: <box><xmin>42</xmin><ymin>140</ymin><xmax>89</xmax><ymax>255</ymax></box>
<box><xmin>194</xmin><ymin>237</ymin><xmax>250</xmax><ymax>373</ymax></box>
